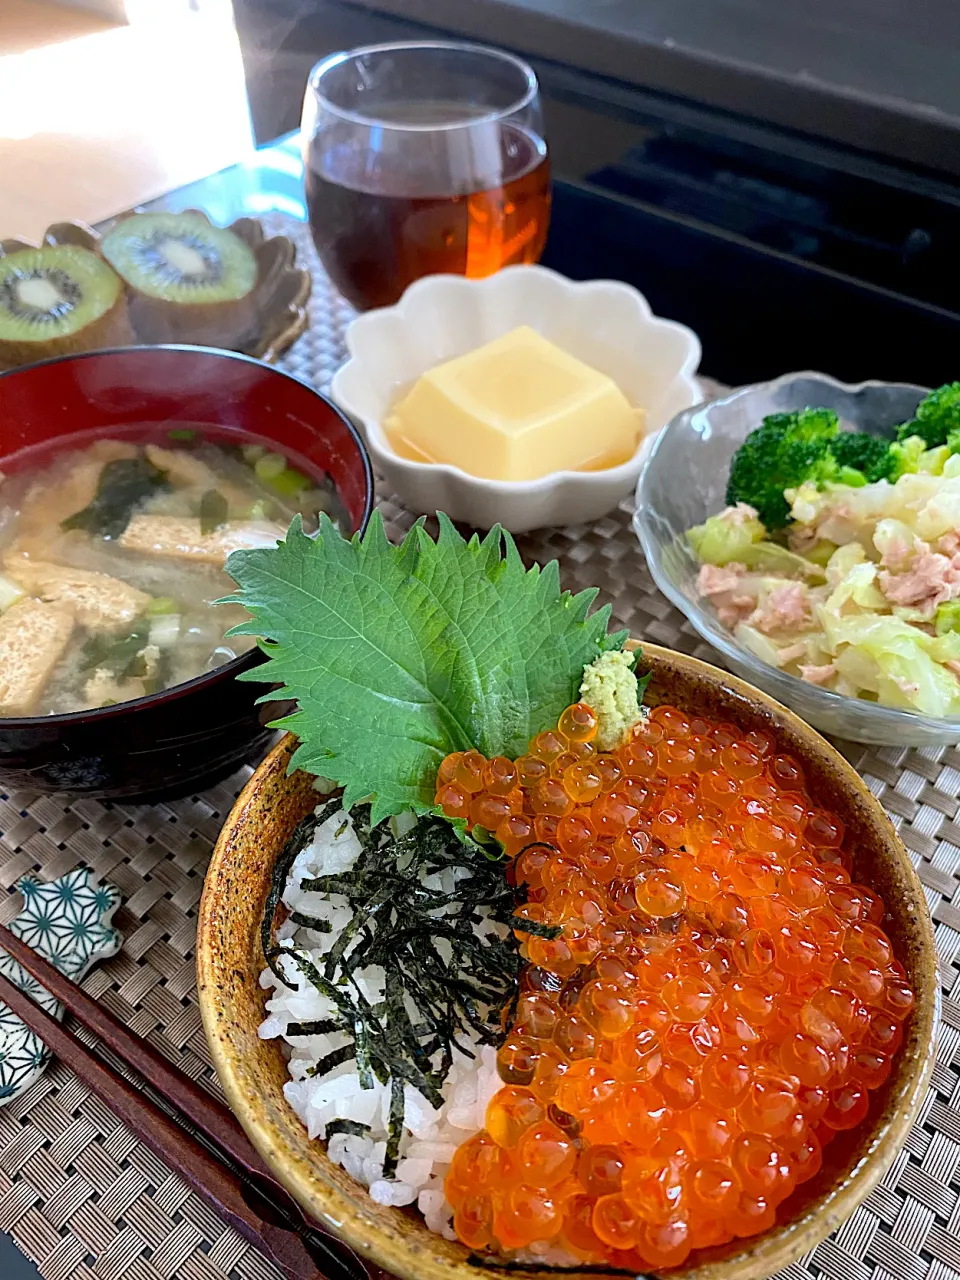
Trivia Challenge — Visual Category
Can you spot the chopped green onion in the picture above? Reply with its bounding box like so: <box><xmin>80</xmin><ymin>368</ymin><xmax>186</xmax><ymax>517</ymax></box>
<box><xmin>168</xmin><ymin>428</ymin><xmax>196</xmax><ymax>442</ymax></box>
<box><xmin>146</xmin><ymin>596</ymin><xmax>178</xmax><ymax>615</ymax></box>
<box><xmin>266</xmin><ymin>466</ymin><xmax>311</xmax><ymax>498</ymax></box>
<box><xmin>0</xmin><ymin>573</ymin><xmax>25</xmax><ymax>613</ymax></box>
<box><xmin>242</xmin><ymin>444</ymin><xmax>266</xmax><ymax>464</ymax></box>
<box><xmin>148</xmin><ymin>614</ymin><xmax>181</xmax><ymax>648</ymax></box>
<box><xmin>254</xmin><ymin>452</ymin><xmax>287</xmax><ymax>482</ymax></box>
<box><xmin>247</xmin><ymin>498</ymin><xmax>273</xmax><ymax>521</ymax></box>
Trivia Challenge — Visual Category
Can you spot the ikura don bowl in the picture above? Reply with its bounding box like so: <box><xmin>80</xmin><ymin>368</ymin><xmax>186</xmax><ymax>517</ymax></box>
<box><xmin>196</xmin><ymin>642</ymin><xmax>937</xmax><ymax>1280</ymax></box>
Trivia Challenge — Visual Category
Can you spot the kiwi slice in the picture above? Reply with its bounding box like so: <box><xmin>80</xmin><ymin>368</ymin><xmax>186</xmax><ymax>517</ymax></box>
<box><xmin>0</xmin><ymin>245</ymin><xmax>132</xmax><ymax>370</ymax></box>
<box><xmin>101</xmin><ymin>212</ymin><xmax>258</xmax><ymax>348</ymax></box>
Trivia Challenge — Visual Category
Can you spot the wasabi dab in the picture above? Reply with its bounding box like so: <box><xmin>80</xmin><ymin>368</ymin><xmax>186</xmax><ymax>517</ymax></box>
<box><xmin>579</xmin><ymin>649</ymin><xmax>645</xmax><ymax>750</ymax></box>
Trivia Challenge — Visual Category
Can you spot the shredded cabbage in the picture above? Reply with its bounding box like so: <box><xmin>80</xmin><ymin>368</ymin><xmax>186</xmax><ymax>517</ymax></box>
<box><xmin>688</xmin><ymin>453</ymin><xmax>960</xmax><ymax>717</ymax></box>
<box><xmin>687</xmin><ymin>506</ymin><xmax>765</xmax><ymax>565</ymax></box>
<box><xmin>936</xmin><ymin>600</ymin><xmax>960</xmax><ymax>636</ymax></box>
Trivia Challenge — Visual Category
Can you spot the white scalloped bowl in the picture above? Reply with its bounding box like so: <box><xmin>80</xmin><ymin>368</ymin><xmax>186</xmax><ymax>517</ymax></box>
<box><xmin>331</xmin><ymin>265</ymin><xmax>702</xmax><ymax>531</ymax></box>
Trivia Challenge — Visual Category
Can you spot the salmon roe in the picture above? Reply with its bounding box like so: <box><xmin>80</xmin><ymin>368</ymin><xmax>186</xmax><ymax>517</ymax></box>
<box><xmin>437</xmin><ymin>704</ymin><xmax>913</xmax><ymax>1269</ymax></box>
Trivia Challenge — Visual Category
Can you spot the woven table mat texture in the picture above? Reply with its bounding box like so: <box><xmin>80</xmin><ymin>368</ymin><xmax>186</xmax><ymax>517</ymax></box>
<box><xmin>1</xmin><ymin>213</ymin><xmax>958</xmax><ymax>1280</ymax></box>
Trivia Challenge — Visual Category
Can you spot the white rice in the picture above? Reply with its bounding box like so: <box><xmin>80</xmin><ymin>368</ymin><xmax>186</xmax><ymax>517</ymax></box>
<box><xmin>258</xmin><ymin>804</ymin><xmax>499</xmax><ymax>1237</ymax></box>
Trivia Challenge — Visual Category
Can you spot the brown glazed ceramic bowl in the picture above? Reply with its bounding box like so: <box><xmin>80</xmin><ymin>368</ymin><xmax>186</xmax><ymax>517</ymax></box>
<box><xmin>197</xmin><ymin>643</ymin><xmax>938</xmax><ymax>1280</ymax></box>
<box><xmin>0</xmin><ymin>216</ymin><xmax>310</xmax><ymax>366</ymax></box>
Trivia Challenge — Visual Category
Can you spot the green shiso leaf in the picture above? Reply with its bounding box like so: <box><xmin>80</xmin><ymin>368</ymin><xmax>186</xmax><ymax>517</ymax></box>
<box><xmin>223</xmin><ymin>510</ymin><xmax>626</xmax><ymax>823</ymax></box>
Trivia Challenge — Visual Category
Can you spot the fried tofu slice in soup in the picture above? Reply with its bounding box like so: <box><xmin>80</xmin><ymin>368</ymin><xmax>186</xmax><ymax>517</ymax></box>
<box><xmin>144</xmin><ymin>445</ymin><xmax>249</xmax><ymax>508</ymax></box>
<box><xmin>17</xmin><ymin>440</ymin><xmax>138</xmax><ymax>536</ymax></box>
<box><xmin>4</xmin><ymin>558</ymin><xmax>150</xmax><ymax>632</ymax></box>
<box><xmin>119</xmin><ymin>515</ymin><xmax>285</xmax><ymax>564</ymax></box>
<box><xmin>0</xmin><ymin>599</ymin><xmax>75</xmax><ymax>715</ymax></box>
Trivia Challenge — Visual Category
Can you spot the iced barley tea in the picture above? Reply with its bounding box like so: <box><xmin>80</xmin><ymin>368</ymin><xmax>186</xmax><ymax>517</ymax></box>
<box><xmin>306</xmin><ymin>112</ymin><xmax>550</xmax><ymax>311</ymax></box>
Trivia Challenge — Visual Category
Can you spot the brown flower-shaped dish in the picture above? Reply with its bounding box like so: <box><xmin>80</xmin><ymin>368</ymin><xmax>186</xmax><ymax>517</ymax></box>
<box><xmin>0</xmin><ymin>213</ymin><xmax>310</xmax><ymax>366</ymax></box>
<box><xmin>196</xmin><ymin>642</ymin><xmax>939</xmax><ymax>1280</ymax></box>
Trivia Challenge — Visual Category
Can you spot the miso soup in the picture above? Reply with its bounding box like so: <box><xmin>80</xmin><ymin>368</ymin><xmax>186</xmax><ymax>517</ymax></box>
<box><xmin>0</xmin><ymin>427</ymin><xmax>340</xmax><ymax>717</ymax></box>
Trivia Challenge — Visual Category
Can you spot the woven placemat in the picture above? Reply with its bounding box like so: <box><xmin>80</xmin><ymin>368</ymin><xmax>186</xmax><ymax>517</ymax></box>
<box><xmin>2</xmin><ymin>215</ymin><xmax>959</xmax><ymax>1280</ymax></box>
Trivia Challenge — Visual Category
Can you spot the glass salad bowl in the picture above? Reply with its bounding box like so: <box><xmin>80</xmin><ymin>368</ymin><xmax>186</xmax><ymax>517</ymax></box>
<box><xmin>629</xmin><ymin>369</ymin><xmax>960</xmax><ymax>747</ymax></box>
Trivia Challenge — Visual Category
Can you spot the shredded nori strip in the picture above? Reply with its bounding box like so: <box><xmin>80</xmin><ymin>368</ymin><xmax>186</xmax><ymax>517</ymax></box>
<box><xmin>288</xmin><ymin>911</ymin><xmax>332</xmax><ymax>932</ymax></box>
<box><xmin>506</xmin><ymin>914</ymin><xmax>562</xmax><ymax>939</ymax></box>
<box><xmin>62</xmin><ymin>457</ymin><xmax>169</xmax><ymax>539</ymax></box>
<box><xmin>384</xmin><ymin>1074</ymin><xmax>406</xmax><ymax>1178</ymax></box>
<box><xmin>325</xmin><ymin>1119</ymin><xmax>371</xmax><ymax>1139</ymax></box>
<box><xmin>263</xmin><ymin>797</ymin><xmax>559</xmax><ymax>1180</ymax></box>
<box><xmin>262</xmin><ymin>796</ymin><xmax>341</xmax><ymax>988</ymax></box>
<box><xmin>306</xmin><ymin>1043</ymin><xmax>357</xmax><ymax>1079</ymax></box>
<box><xmin>285</xmin><ymin>1019</ymin><xmax>340</xmax><ymax>1036</ymax></box>
<box><xmin>353</xmin><ymin>1014</ymin><xmax>374</xmax><ymax>1091</ymax></box>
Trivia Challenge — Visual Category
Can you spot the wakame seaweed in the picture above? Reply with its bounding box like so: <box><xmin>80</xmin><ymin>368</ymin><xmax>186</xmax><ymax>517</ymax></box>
<box><xmin>199</xmin><ymin>487</ymin><xmax>229</xmax><ymax>535</ymax></box>
<box><xmin>263</xmin><ymin>797</ymin><xmax>559</xmax><ymax>1178</ymax></box>
<box><xmin>81</xmin><ymin>624</ymin><xmax>151</xmax><ymax>673</ymax></box>
<box><xmin>62</xmin><ymin>457</ymin><xmax>169</xmax><ymax>539</ymax></box>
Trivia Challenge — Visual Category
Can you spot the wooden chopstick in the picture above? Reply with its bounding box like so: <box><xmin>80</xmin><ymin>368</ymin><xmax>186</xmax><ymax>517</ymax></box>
<box><xmin>0</xmin><ymin>923</ymin><xmax>277</xmax><ymax>1193</ymax></box>
<box><xmin>0</xmin><ymin>962</ymin><xmax>326</xmax><ymax>1280</ymax></box>
<box><xmin>0</xmin><ymin>925</ymin><xmax>375</xmax><ymax>1280</ymax></box>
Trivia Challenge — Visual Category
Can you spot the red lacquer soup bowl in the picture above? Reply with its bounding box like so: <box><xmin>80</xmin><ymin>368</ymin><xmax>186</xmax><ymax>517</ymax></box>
<box><xmin>0</xmin><ymin>346</ymin><xmax>374</xmax><ymax>798</ymax></box>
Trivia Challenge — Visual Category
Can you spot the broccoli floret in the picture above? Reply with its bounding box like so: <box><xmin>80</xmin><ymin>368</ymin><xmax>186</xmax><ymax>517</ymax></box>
<box><xmin>830</xmin><ymin>432</ymin><xmax>897</xmax><ymax>483</ymax></box>
<box><xmin>935</xmin><ymin>600</ymin><xmax>960</xmax><ymax>636</ymax></box>
<box><xmin>725</xmin><ymin>387</ymin><xmax>960</xmax><ymax>532</ymax></box>
<box><xmin>896</xmin><ymin>419</ymin><xmax>942</xmax><ymax>449</ymax></box>
<box><xmin>726</xmin><ymin>408</ymin><xmax>841</xmax><ymax>530</ymax></box>
<box><xmin>896</xmin><ymin>382</ymin><xmax>960</xmax><ymax>449</ymax></box>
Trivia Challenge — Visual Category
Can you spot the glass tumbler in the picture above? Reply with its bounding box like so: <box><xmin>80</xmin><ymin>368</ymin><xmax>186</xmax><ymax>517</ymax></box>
<box><xmin>301</xmin><ymin>41</ymin><xmax>550</xmax><ymax>310</ymax></box>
